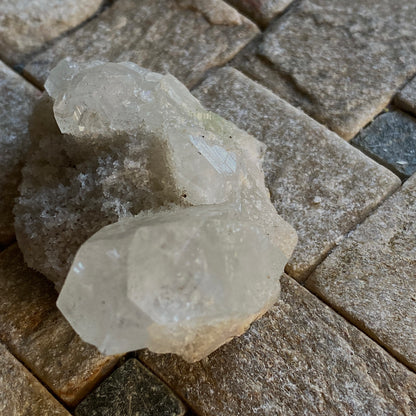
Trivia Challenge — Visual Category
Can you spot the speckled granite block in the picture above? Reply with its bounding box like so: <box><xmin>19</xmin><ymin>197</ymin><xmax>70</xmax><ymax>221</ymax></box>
<box><xmin>0</xmin><ymin>343</ymin><xmax>71</xmax><ymax>416</ymax></box>
<box><xmin>0</xmin><ymin>0</ymin><xmax>103</xmax><ymax>66</ymax></box>
<box><xmin>396</xmin><ymin>76</ymin><xmax>416</xmax><ymax>117</ymax></box>
<box><xmin>306</xmin><ymin>173</ymin><xmax>416</xmax><ymax>371</ymax></box>
<box><xmin>352</xmin><ymin>110</ymin><xmax>416</xmax><ymax>179</ymax></box>
<box><xmin>0</xmin><ymin>244</ymin><xmax>120</xmax><ymax>406</ymax></box>
<box><xmin>226</xmin><ymin>0</ymin><xmax>294</xmax><ymax>26</ymax></box>
<box><xmin>192</xmin><ymin>67</ymin><xmax>400</xmax><ymax>280</ymax></box>
<box><xmin>0</xmin><ymin>61</ymin><xmax>40</xmax><ymax>246</ymax></box>
<box><xmin>23</xmin><ymin>0</ymin><xmax>258</xmax><ymax>88</ymax></box>
<box><xmin>140</xmin><ymin>275</ymin><xmax>416</xmax><ymax>416</ymax></box>
<box><xmin>233</xmin><ymin>0</ymin><xmax>416</xmax><ymax>139</ymax></box>
<box><xmin>75</xmin><ymin>359</ymin><xmax>186</xmax><ymax>416</ymax></box>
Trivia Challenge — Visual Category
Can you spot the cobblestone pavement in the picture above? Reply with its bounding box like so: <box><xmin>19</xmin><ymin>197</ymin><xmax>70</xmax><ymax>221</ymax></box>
<box><xmin>0</xmin><ymin>1</ymin><xmax>415</xmax><ymax>414</ymax></box>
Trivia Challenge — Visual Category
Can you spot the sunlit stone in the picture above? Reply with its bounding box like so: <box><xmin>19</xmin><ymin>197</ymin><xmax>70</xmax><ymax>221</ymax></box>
<box><xmin>16</xmin><ymin>60</ymin><xmax>297</xmax><ymax>361</ymax></box>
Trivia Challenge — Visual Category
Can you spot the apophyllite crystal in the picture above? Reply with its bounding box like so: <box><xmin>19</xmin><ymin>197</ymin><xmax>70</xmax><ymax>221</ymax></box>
<box><xmin>15</xmin><ymin>59</ymin><xmax>297</xmax><ymax>361</ymax></box>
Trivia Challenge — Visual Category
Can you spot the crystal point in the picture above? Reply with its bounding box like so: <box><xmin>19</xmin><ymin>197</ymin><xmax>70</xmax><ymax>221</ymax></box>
<box><xmin>15</xmin><ymin>60</ymin><xmax>297</xmax><ymax>361</ymax></box>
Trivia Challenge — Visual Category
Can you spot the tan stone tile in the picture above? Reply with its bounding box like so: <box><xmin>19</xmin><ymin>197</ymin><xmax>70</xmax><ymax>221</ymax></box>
<box><xmin>192</xmin><ymin>67</ymin><xmax>400</xmax><ymax>280</ymax></box>
<box><xmin>226</xmin><ymin>0</ymin><xmax>294</xmax><ymax>26</ymax></box>
<box><xmin>140</xmin><ymin>274</ymin><xmax>416</xmax><ymax>416</ymax></box>
<box><xmin>23</xmin><ymin>0</ymin><xmax>258</xmax><ymax>88</ymax></box>
<box><xmin>306</xmin><ymin>173</ymin><xmax>416</xmax><ymax>371</ymax></box>
<box><xmin>0</xmin><ymin>0</ymin><xmax>103</xmax><ymax>65</ymax></box>
<box><xmin>0</xmin><ymin>244</ymin><xmax>120</xmax><ymax>406</ymax></box>
<box><xmin>233</xmin><ymin>0</ymin><xmax>416</xmax><ymax>139</ymax></box>
<box><xmin>0</xmin><ymin>61</ymin><xmax>40</xmax><ymax>246</ymax></box>
<box><xmin>396</xmin><ymin>76</ymin><xmax>416</xmax><ymax>117</ymax></box>
<box><xmin>0</xmin><ymin>343</ymin><xmax>70</xmax><ymax>416</ymax></box>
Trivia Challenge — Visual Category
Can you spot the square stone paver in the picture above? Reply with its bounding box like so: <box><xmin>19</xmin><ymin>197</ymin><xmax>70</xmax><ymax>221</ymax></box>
<box><xmin>75</xmin><ymin>359</ymin><xmax>186</xmax><ymax>416</ymax></box>
<box><xmin>192</xmin><ymin>67</ymin><xmax>400</xmax><ymax>280</ymax></box>
<box><xmin>352</xmin><ymin>110</ymin><xmax>416</xmax><ymax>179</ymax></box>
<box><xmin>0</xmin><ymin>61</ymin><xmax>40</xmax><ymax>246</ymax></box>
<box><xmin>396</xmin><ymin>76</ymin><xmax>416</xmax><ymax>117</ymax></box>
<box><xmin>0</xmin><ymin>343</ymin><xmax>71</xmax><ymax>416</ymax></box>
<box><xmin>23</xmin><ymin>0</ymin><xmax>258</xmax><ymax>88</ymax></box>
<box><xmin>306</xmin><ymin>173</ymin><xmax>416</xmax><ymax>371</ymax></box>
<box><xmin>0</xmin><ymin>0</ymin><xmax>103</xmax><ymax>66</ymax></box>
<box><xmin>226</xmin><ymin>0</ymin><xmax>294</xmax><ymax>26</ymax></box>
<box><xmin>140</xmin><ymin>274</ymin><xmax>416</xmax><ymax>416</ymax></box>
<box><xmin>0</xmin><ymin>244</ymin><xmax>120</xmax><ymax>407</ymax></box>
<box><xmin>233</xmin><ymin>0</ymin><xmax>416</xmax><ymax>139</ymax></box>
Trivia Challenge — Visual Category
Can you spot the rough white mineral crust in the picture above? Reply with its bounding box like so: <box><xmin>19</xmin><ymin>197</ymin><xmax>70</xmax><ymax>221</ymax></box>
<box><xmin>15</xmin><ymin>60</ymin><xmax>297</xmax><ymax>361</ymax></box>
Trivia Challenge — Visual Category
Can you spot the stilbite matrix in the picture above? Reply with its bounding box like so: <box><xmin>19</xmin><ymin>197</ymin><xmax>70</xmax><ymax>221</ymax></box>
<box><xmin>15</xmin><ymin>60</ymin><xmax>297</xmax><ymax>361</ymax></box>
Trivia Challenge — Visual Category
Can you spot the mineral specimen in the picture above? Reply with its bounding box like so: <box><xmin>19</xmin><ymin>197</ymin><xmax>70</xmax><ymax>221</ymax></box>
<box><xmin>15</xmin><ymin>60</ymin><xmax>297</xmax><ymax>361</ymax></box>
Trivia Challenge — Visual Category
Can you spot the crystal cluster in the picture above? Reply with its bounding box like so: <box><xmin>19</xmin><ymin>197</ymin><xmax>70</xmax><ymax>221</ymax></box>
<box><xmin>15</xmin><ymin>60</ymin><xmax>297</xmax><ymax>361</ymax></box>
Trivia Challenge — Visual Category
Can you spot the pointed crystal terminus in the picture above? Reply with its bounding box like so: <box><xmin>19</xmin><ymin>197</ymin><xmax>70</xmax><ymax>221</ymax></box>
<box><xmin>16</xmin><ymin>59</ymin><xmax>297</xmax><ymax>361</ymax></box>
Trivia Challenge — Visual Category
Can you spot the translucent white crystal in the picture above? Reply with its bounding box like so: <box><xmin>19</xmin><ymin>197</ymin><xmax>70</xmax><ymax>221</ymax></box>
<box><xmin>57</xmin><ymin>205</ymin><xmax>290</xmax><ymax>361</ymax></box>
<box><xmin>16</xmin><ymin>60</ymin><xmax>297</xmax><ymax>361</ymax></box>
<box><xmin>45</xmin><ymin>59</ymin><xmax>264</xmax><ymax>206</ymax></box>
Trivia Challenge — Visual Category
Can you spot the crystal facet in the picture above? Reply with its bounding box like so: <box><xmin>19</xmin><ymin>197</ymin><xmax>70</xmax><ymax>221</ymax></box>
<box><xmin>15</xmin><ymin>60</ymin><xmax>297</xmax><ymax>361</ymax></box>
<box><xmin>58</xmin><ymin>205</ymin><xmax>289</xmax><ymax>360</ymax></box>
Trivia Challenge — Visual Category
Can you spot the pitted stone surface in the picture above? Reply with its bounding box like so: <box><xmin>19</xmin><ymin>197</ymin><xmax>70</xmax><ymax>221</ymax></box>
<box><xmin>306</xmin><ymin>173</ymin><xmax>416</xmax><ymax>371</ymax></box>
<box><xmin>0</xmin><ymin>61</ymin><xmax>40</xmax><ymax>246</ymax></box>
<box><xmin>0</xmin><ymin>0</ymin><xmax>103</xmax><ymax>66</ymax></box>
<box><xmin>396</xmin><ymin>76</ymin><xmax>416</xmax><ymax>117</ymax></box>
<box><xmin>0</xmin><ymin>245</ymin><xmax>119</xmax><ymax>406</ymax></box>
<box><xmin>140</xmin><ymin>275</ymin><xmax>416</xmax><ymax>416</ymax></box>
<box><xmin>0</xmin><ymin>343</ymin><xmax>71</xmax><ymax>416</ymax></box>
<box><xmin>226</xmin><ymin>0</ymin><xmax>294</xmax><ymax>26</ymax></box>
<box><xmin>192</xmin><ymin>68</ymin><xmax>400</xmax><ymax>280</ymax></box>
<box><xmin>23</xmin><ymin>0</ymin><xmax>258</xmax><ymax>88</ymax></box>
<box><xmin>233</xmin><ymin>0</ymin><xmax>416</xmax><ymax>139</ymax></box>
<box><xmin>352</xmin><ymin>110</ymin><xmax>416</xmax><ymax>179</ymax></box>
<box><xmin>75</xmin><ymin>359</ymin><xmax>186</xmax><ymax>416</ymax></box>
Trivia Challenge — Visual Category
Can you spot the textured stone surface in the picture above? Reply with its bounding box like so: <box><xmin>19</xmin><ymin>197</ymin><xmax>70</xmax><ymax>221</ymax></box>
<box><xmin>140</xmin><ymin>274</ymin><xmax>416</xmax><ymax>416</ymax></box>
<box><xmin>192</xmin><ymin>68</ymin><xmax>400</xmax><ymax>280</ymax></box>
<box><xmin>0</xmin><ymin>244</ymin><xmax>119</xmax><ymax>406</ymax></box>
<box><xmin>0</xmin><ymin>0</ymin><xmax>103</xmax><ymax>66</ymax></box>
<box><xmin>0</xmin><ymin>343</ymin><xmax>71</xmax><ymax>416</ymax></box>
<box><xmin>75</xmin><ymin>359</ymin><xmax>186</xmax><ymax>416</ymax></box>
<box><xmin>396</xmin><ymin>76</ymin><xmax>416</xmax><ymax>117</ymax></box>
<box><xmin>226</xmin><ymin>0</ymin><xmax>294</xmax><ymax>26</ymax></box>
<box><xmin>0</xmin><ymin>61</ymin><xmax>40</xmax><ymax>246</ymax></box>
<box><xmin>306</xmin><ymin>173</ymin><xmax>416</xmax><ymax>372</ymax></box>
<box><xmin>23</xmin><ymin>0</ymin><xmax>258</xmax><ymax>88</ymax></box>
<box><xmin>233</xmin><ymin>0</ymin><xmax>416</xmax><ymax>139</ymax></box>
<box><xmin>352</xmin><ymin>111</ymin><xmax>416</xmax><ymax>179</ymax></box>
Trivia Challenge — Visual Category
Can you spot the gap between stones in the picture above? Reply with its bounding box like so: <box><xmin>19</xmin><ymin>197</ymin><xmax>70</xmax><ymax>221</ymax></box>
<box><xmin>297</xmin><ymin>180</ymin><xmax>415</xmax><ymax>374</ymax></box>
